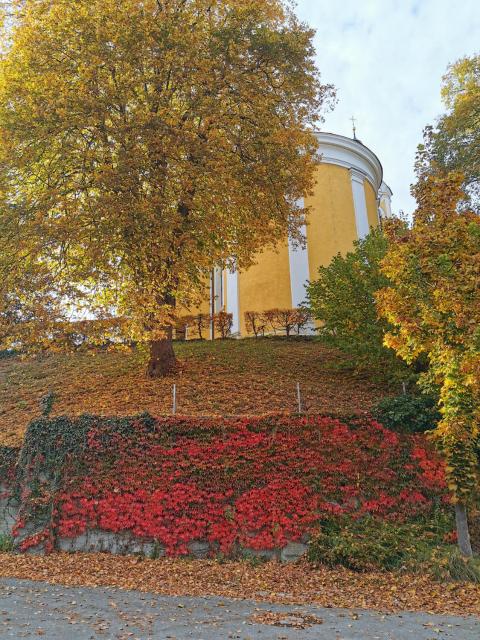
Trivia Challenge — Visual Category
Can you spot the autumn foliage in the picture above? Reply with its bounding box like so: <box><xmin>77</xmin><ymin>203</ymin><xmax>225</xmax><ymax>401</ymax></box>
<box><xmin>3</xmin><ymin>413</ymin><xmax>447</xmax><ymax>556</ymax></box>
<box><xmin>378</xmin><ymin>174</ymin><xmax>480</xmax><ymax>555</ymax></box>
<box><xmin>0</xmin><ymin>0</ymin><xmax>334</xmax><ymax>376</ymax></box>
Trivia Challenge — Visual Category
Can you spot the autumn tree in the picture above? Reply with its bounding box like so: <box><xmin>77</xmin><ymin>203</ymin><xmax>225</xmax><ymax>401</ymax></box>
<box><xmin>0</xmin><ymin>0</ymin><xmax>334</xmax><ymax>375</ymax></box>
<box><xmin>378</xmin><ymin>174</ymin><xmax>480</xmax><ymax>557</ymax></box>
<box><xmin>417</xmin><ymin>54</ymin><xmax>480</xmax><ymax>210</ymax></box>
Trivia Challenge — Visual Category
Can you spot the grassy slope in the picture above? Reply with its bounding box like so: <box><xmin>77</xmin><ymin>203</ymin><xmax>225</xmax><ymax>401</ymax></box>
<box><xmin>0</xmin><ymin>337</ymin><xmax>392</xmax><ymax>447</ymax></box>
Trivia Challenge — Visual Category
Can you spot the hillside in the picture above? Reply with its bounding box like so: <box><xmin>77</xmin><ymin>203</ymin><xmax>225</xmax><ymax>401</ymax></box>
<box><xmin>0</xmin><ymin>337</ymin><xmax>393</xmax><ymax>447</ymax></box>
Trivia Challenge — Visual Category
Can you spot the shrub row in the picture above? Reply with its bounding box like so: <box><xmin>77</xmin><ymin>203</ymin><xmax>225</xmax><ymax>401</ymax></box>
<box><xmin>175</xmin><ymin>308</ymin><xmax>311</xmax><ymax>340</ymax></box>
<box><xmin>244</xmin><ymin>308</ymin><xmax>311</xmax><ymax>337</ymax></box>
<box><xmin>175</xmin><ymin>311</ymin><xmax>233</xmax><ymax>339</ymax></box>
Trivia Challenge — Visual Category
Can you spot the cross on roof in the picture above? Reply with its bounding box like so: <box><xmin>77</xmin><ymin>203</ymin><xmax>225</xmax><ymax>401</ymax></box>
<box><xmin>350</xmin><ymin>115</ymin><xmax>357</xmax><ymax>139</ymax></box>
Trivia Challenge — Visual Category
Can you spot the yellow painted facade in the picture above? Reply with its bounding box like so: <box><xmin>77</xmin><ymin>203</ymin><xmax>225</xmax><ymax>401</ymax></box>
<box><xmin>186</xmin><ymin>132</ymin><xmax>393</xmax><ymax>338</ymax></box>
<box><xmin>305</xmin><ymin>163</ymin><xmax>358</xmax><ymax>276</ymax></box>
<box><xmin>364</xmin><ymin>181</ymin><xmax>380</xmax><ymax>230</ymax></box>
<box><xmin>237</xmin><ymin>240</ymin><xmax>292</xmax><ymax>335</ymax></box>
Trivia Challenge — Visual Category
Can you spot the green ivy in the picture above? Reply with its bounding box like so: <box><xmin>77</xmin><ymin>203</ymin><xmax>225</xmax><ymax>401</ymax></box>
<box><xmin>372</xmin><ymin>394</ymin><xmax>441</xmax><ymax>434</ymax></box>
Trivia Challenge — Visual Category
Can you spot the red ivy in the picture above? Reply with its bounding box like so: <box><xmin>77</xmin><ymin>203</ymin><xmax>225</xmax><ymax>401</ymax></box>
<box><xmin>14</xmin><ymin>415</ymin><xmax>447</xmax><ymax>555</ymax></box>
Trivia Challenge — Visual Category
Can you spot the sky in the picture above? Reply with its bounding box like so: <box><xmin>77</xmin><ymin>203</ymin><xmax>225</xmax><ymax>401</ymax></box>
<box><xmin>294</xmin><ymin>0</ymin><xmax>479</xmax><ymax>215</ymax></box>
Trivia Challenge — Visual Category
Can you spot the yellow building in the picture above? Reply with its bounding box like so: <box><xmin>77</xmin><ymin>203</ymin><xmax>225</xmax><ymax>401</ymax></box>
<box><xmin>205</xmin><ymin>132</ymin><xmax>393</xmax><ymax>337</ymax></box>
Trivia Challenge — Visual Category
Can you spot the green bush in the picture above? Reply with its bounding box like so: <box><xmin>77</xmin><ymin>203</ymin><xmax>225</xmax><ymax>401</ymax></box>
<box><xmin>372</xmin><ymin>393</ymin><xmax>441</xmax><ymax>434</ymax></box>
<box><xmin>308</xmin><ymin>517</ymin><xmax>413</xmax><ymax>571</ymax></box>
<box><xmin>447</xmin><ymin>551</ymin><xmax>480</xmax><ymax>583</ymax></box>
<box><xmin>307</xmin><ymin>516</ymin><xmax>454</xmax><ymax>572</ymax></box>
<box><xmin>428</xmin><ymin>548</ymin><xmax>480</xmax><ymax>584</ymax></box>
<box><xmin>305</xmin><ymin>228</ymin><xmax>413</xmax><ymax>383</ymax></box>
<box><xmin>0</xmin><ymin>534</ymin><xmax>13</xmax><ymax>552</ymax></box>
<box><xmin>0</xmin><ymin>349</ymin><xmax>17</xmax><ymax>360</ymax></box>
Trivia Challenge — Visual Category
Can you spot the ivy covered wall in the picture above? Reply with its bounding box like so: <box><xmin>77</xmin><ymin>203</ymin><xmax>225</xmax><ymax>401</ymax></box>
<box><xmin>0</xmin><ymin>413</ymin><xmax>448</xmax><ymax>557</ymax></box>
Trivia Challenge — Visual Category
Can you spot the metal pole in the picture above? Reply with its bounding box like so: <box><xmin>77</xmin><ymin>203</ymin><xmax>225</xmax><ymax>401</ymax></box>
<box><xmin>297</xmin><ymin>382</ymin><xmax>302</xmax><ymax>413</ymax></box>
<box><xmin>173</xmin><ymin>384</ymin><xmax>177</xmax><ymax>415</ymax></box>
<box><xmin>402</xmin><ymin>381</ymin><xmax>407</xmax><ymax>396</ymax></box>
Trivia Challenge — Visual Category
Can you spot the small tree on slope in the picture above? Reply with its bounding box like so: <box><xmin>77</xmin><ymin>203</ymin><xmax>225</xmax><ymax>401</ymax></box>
<box><xmin>305</xmin><ymin>228</ymin><xmax>411</xmax><ymax>382</ymax></box>
<box><xmin>377</xmin><ymin>174</ymin><xmax>480</xmax><ymax>557</ymax></box>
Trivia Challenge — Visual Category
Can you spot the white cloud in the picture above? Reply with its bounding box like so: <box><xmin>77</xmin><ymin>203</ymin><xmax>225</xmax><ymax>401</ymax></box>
<box><xmin>294</xmin><ymin>0</ymin><xmax>479</xmax><ymax>214</ymax></box>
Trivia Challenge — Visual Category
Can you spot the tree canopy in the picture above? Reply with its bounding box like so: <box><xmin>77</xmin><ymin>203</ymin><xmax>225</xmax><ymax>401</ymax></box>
<box><xmin>416</xmin><ymin>54</ymin><xmax>480</xmax><ymax>210</ymax></box>
<box><xmin>378</xmin><ymin>174</ymin><xmax>480</xmax><ymax>556</ymax></box>
<box><xmin>0</xmin><ymin>0</ymin><xmax>334</xmax><ymax>374</ymax></box>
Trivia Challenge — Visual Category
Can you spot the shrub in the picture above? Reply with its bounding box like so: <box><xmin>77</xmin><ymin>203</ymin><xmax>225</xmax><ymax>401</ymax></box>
<box><xmin>446</xmin><ymin>550</ymin><xmax>480</xmax><ymax>583</ymax></box>
<box><xmin>0</xmin><ymin>534</ymin><xmax>13</xmax><ymax>552</ymax></box>
<box><xmin>428</xmin><ymin>548</ymin><xmax>480</xmax><ymax>584</ymax></box>
<box><xmin>268</xmin><ymin>308</ymin><xmax>310</xmax><ymax>337</ymax></box>
<box><xmin>245</xmin><ymin>308</ymin><xmax>311</xmax><ymax>337</ymax></box>
<box><xmin>0</xmin><ymin>349</ymin><xmax>17</xmax><ymax>359</ymax></box>
<box><xmin>244</xmin><ymin>311</ymin><xmax>266</xmax><ymax>337</ymax></box>
<box><xmin>308</xmin><ymin>517</ymin><xmax>412</xmax><ymax>571</ymax></box>
<box><xmin>372</xmin><ymin>393</ymin><xmax>441</xmax><ymax>434</ymax></box>
<box><xmin>191</xmin><ymin>313</ymin><xmax>210</xmax><ymax>340</ymax></box>
<box><xmin>305</xmin><ymin>228</ymin><xmax>413</xmax><ymax>382</ymax></box>
<box><xmin>293</xmin><ymin>308</ymin><xmax>311</xmax><ymax>334</ymax></box>
<box><xmin>307</xmin><ymin>515</ymin><xmax>455</xmax><ymax>572</ymax></box>
<box><xmin>213</xmin><ymin>311</ymin><xmax>233</xmax><ymax>338</ymax></box>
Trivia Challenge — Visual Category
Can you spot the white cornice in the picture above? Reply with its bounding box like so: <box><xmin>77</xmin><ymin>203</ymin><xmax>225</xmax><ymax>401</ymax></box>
<box><xmin>314</xmin><ymin>132</ymin><xmax>384</xmax><ymax>193</ymax></box>
<box><xmin>379</xmin><ymin>181</ymin><xmax>393</xmax><ymax>197</ymax></box>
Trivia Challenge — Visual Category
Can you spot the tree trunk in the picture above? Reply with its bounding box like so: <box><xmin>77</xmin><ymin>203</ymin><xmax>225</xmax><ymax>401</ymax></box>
<box><xmin>455</xmin><ymin>502</ymin><xmax>473</xmax><ymax>557</ymax></box>
<box><xmin>147</xmin><ymin>326</ymin><xmax>176</xmax><ymax>377</ymax></box>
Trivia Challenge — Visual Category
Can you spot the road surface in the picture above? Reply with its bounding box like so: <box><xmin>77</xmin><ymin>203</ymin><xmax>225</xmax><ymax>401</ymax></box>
<box><xmin>0</xmin><ymin>578</ymin><xmax>478</xmax><ymax>639</ymax></box>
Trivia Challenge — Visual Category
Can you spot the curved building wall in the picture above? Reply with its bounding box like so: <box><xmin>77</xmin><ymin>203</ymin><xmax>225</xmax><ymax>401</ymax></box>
<box><xmin>237</xmin><ymin>240</ymin><xmax>292</xmax><ymax>336</ymax></box>
<box><xmin>192</xmin><ymin>132</ymin><xmax>392</xmax><ymax>337</ymax></box>
<box><xmin>365</xmin><ymin>181</ymin><xmax>380</xmax><ymax>229</ymax></box>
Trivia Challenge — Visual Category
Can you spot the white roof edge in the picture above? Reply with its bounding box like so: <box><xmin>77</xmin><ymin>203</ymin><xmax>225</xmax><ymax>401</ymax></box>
<box><xmin>379</xmin><ymin>181</ymin><xmax>393</xmax><ymax>197</ymax></box>
<box><xmin>314</xmin><ymin>131</ymin><xmax>384</xmax><ymax>193</ymax></box>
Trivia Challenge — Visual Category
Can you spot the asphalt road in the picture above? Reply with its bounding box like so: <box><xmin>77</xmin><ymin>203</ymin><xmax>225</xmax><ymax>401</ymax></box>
<box><xmin>0</xmin><ymin>578</ymin><xmax>479</xmax><ymax>639</ymax></box>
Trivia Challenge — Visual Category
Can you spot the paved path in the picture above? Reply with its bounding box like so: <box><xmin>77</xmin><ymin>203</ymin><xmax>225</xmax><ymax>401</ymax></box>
<box><xmin>0</xmin><ymin>578</ymin><xmax>479</xmax><ymax>639</ymax></box>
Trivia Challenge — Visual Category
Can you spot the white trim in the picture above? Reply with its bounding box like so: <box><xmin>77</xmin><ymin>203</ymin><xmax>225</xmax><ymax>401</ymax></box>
<box><xmin>226</xmin><ymin>267</ymin><xmax>240</xmax><ymax>336</ymax></box>
<box><xmin>315</xmin><ymin>132</ymin><xmax>383</xmax><ymax>193</ymax></box>
<box><xmin>379</xmin><ymin>181</ymin><xmax>393</xmax><ymax>219</ymax></box>
<box><xmin>350</xmin><ymin>169</ymin><xmax>370</xmax><ymax>240</ymax></box>
<box><xmin>288</xmin><ymin>199</ymin><xmax>310</xmax><ymax>309</ymax></box>
<box><xmin>379</xmin><ymin>181</ymin><xmax>393</xmax><ymax>198</ymax></box>
<box><xmin>209</xmin><ymin>267</ymin><xmax>225</xmax><ymax>338</ymax></box>
<box><xmin>214</xmin><ymin>267</ymin><xmax>223</xmax><ymax>312</ymax></box>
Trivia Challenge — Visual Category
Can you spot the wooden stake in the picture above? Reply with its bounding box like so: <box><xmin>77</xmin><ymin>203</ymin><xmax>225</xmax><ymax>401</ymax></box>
<box><xmin>173</xmin><ymin>384</ymin><xmax>177</xmax><ymax>415</ymax></box>
<box><xmin>297</xmin><ymin>382</ymin><xmax>302</xmax><ymax>413</ymax></box>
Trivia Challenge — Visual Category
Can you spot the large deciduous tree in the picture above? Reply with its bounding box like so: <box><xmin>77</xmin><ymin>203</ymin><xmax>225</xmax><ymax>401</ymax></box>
<box><xmin>416</xmin><ymin>54</ymin><xmax>480</xmax><ymax>211</ymax></box>
<box><xmin>0</xmin><ymin>0</ymin><xmax>334</xmax><ymax>375</ymax></box>
<box><xmin>378</xmin><ymin>174</ymin><xmax>480</xmax><ymax>557</ymax></box>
